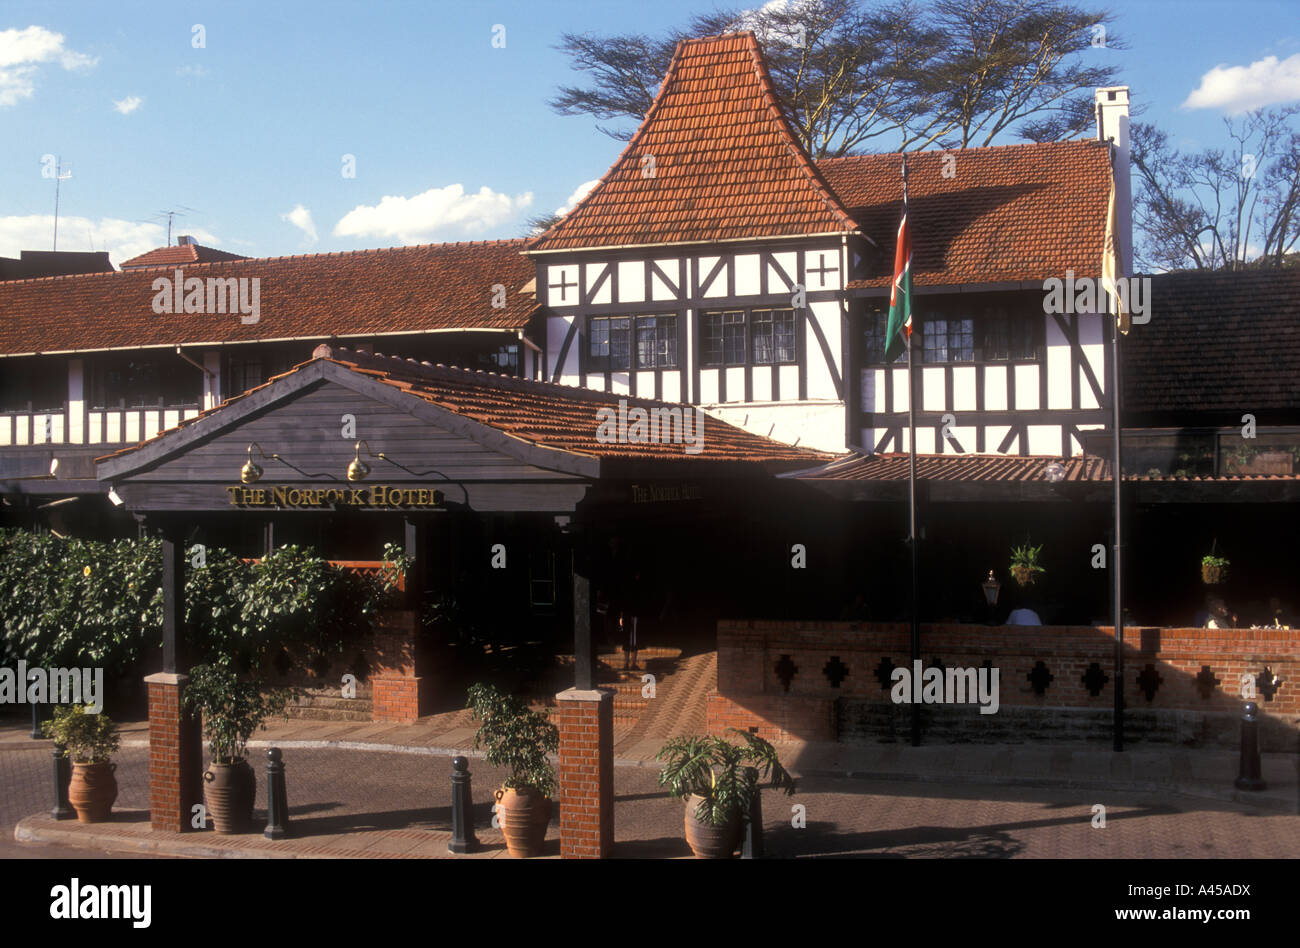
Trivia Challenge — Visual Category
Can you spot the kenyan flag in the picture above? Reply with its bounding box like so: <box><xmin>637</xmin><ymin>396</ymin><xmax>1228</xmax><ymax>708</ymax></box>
<box><xmin>884</xmin><ymin>208</ymin><xmax>912</xmax><ymax>363</ymax></box>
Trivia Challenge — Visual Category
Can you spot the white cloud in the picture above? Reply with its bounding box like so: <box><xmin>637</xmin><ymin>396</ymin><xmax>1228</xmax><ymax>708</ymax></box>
<box><xmin>1182</xmin><ymin>53</ymin><xmax>1300</xmax><ymax>113</ymax></box>
<box><xmin>281</xmin><ymin>204</ymin><xmax>318</xmax><ymax>244</ymax></box>
<box><xmin>176</xmin><ymin>64</ymin><xmax>207</xmax><ymax>78</ymax></box>
<box><xmin>0</xmin><ymin>215</ymin><xmax>220</xmax><ymax>267</ymax></box>
<box><xmin>333</xmin><ymin>184</ymin><xmax>533</xmax><ymax>244</ymax></box>
<box><xmin>555</xmin><ymin>179</ymin><xmax>600</xmax><ymax>216</ymax></box>
<box><xmin>112</xmin><ymin>95</ymin><xmax>142</xmax><ymax>115</ymax></box>
<box><xmin>0</xmin><ymin>26</ymin><xmax>97</xmax><ymax>107</ymax></box>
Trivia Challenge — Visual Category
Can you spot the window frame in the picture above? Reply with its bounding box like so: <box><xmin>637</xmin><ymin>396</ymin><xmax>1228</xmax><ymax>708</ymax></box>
<box><xmin>700</xmin><ymin>306</ymin><xmax>798</xmax><ymax>368</ymax></box>
<box><xmin>861</xmin><ymin>298</ymin><xmax>1043</xmax><ymax>367</ymax></box>
<box><xmin>588</xmin><ymin>313</ymin><xmax>678</xmax><ymax>373</ymax></box>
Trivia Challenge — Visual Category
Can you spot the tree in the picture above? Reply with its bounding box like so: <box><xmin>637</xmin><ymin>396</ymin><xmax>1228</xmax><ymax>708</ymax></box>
<box><xmin>1132</xmin><ymin>107</ymin><xmax>1300</xmax><ymax>271</ymax></box>
<box><xmin>548</xmin><ymin>0</ymin><xmax>1124</xmax><ymax>157</ymax></box>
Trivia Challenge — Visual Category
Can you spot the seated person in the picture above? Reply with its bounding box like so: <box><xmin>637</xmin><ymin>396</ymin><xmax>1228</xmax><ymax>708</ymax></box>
<box><xmin>1205</xmin><ymin>596</ymin><xmax>1237</xmax><ymax>629</ymax></box>
<box><xmin>1005</xmin><ymin>603</ymin><xmax>1043</xmax><ymax>625</ymax></box>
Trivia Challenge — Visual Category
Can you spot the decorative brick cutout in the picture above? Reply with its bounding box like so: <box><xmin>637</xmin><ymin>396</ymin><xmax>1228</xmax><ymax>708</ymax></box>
<box><xmin>1027</xmin><ymin>661</ymin><xmax>1054</xmax><ymax>696</ymax></box>
<box><xmin>873</xmin><ymin>657</ymin><xmax>896</xmax><ymax>691</ymax></box>
<box><xmin>774</xmin><ymin>654</ymin><xmax>797</xmax><ymax>692</ymax></box>
<box><xmin>1256</xmin><ymin>667</ymin><xmax>1284</xmax><ymax>702</ymax></box>
<box><xmin>822</xmin><ymin>656</ymin><xmax>848</xmax><ymax>688</ymax></box>
<box><xmin>1081</xmin><ymin>662</ymin><xmax>1109</xmax><ymax>697</ymax></box>
<box><xmin>1136</xmin><ymin>664</ymin><xmax>1163</xmax><ymax>701</ymax></box>
<box><xmin>1194</xmin><ymin>665</ymin><xmax>1221</xmax><ymax>701</ymax></box>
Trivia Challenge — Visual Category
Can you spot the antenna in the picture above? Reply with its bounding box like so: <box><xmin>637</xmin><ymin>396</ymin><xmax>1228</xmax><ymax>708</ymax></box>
<box><xmin>156</xmin><ymin>205</ymin><xmax>200</xmax><ymax>245</ymax></box>
<box><xmin>51</xmin><ymin>157</ymin><xmax>72</xmax><ymax>251</ymax></box>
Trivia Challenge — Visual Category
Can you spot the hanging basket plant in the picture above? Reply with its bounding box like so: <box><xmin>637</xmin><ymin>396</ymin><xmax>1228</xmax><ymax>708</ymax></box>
<box><xmin>1009</xmin><ymin>542</ymin><xmax>1045</xmax><ymax>587</ymax></box>
<box><xmin>1201</xmin><ymin>555</ymin><xmax>1229</xmax><ymax>585</ymax></box>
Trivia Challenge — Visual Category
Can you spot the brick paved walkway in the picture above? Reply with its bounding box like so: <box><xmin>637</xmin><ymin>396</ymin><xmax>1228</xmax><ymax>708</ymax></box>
<box><xmin>6</xmin><ymin>740</ymin><xmax>1299</xmax><ymax>859</ymax></box>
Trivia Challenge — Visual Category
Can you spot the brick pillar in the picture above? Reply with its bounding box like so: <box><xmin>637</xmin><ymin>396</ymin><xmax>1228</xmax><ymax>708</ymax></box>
<box><xmin>555</xmin><ymin>687</ymin><xmax>615</xmax><ymax>859</ymax></box>
<box><xmin>144</xmin><ymin>672</ymin><xmax>202</xmax><ymax>832</ymax></box>
<box><xmin>370</xmin><ymin>609</ymin><xmax>426</xmax><ymax>723</ymax></box>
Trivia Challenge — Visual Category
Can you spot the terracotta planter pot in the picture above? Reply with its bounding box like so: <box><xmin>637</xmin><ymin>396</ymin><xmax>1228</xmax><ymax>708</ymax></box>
<box><xmin>494</xmin><ymin>787</ymin><xmax>551</xmax><ymax>857</ymax></box>
<box><xmin>683</xmin><ymin>793</ymin><xmax>742</xmax><ymax>859</ymax></box>
<box><xmin>1010</xmin><ymin>565</ymin><xmax>1037</xmax><ymax>586</ymax></box>
<box><xmin>203</xmin><ymin>758</ymin><xmax>256</xmax><ymax>834</ymax></box>
<box><xmin>1202</xmin><ymin>563</ymin><xmax>1227</xmax><ymax>584</ymax></box>
<box><xmin>68</xmin><ymin>761</ymin><xmax>117</xmax><ymax>824</ymax></box>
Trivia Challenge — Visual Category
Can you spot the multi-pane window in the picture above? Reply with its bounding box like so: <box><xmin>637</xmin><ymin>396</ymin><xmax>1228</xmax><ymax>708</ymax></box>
<box><xmin>0</xmin><ymin>358</ymin><xmax>66</xmax><ymax>412</ymax></box>
<box><xmin>922</xmin><ymin>317</ymin><xmax>974</xmax><ymax>363</ymax></box>
<box><xmin>863</xmin><ymin>311</ymin><xmax>907</xmax><ymax>365</ymax></box>
<box><xmin>701</xmin><ymin>309</ymin><xmax>793</xmax><ymax>366</ymax></box>
<box><xmin>751</xmin><ymin>309</ymin><xmax>796</xmax><ymax>364</ymax></box>
<box><xmin>90</xmin><ymin>356</ymin><xmax>200</xmax><ymax>410</ymax></box>
<box><xmin>635</xmin><ymin>316</ymin><xmax>677</xmax><ymax>368</ymax></box>
<box><xmin>477</xmin><ymin>345</ymin><xmax>519</xmax><ymax>374</ymax></box>
<box><xmin>590</xmin><ymin>315</ymin><xmax>676</xmax><ymax>372</ymax></box>
<box><xmin>981</xmin><ymin>312</ymin><xmax>1036</xmax><ymax>361</ymax></box>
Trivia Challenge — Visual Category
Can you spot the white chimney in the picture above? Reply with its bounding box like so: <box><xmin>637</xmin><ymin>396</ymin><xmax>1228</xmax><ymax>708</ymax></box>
<box><xmin>1095</xmin><ymin>86</ymin><xmax>1131</xmax><ymax>276</ymax></box>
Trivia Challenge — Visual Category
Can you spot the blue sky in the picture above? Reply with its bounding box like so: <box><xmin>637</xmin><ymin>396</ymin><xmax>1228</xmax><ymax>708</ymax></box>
<box><xmin>1</xmin><ymin>0</ymin><xmax>1298</xmax><ymax>265</ymax></box>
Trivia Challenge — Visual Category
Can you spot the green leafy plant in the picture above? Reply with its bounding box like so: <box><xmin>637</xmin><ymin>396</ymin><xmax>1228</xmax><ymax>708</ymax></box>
<box><xmin>656</xmin><ymin>729</ymin><xmax>796</xmax><ymax>827</ymax></box>
<box><xmin>466</xmin><ymin>683</ymin><xmax>558</xmax><ymax>797</ymax></box>
<box><xmin>182</xmin><ymin>664</ymin><xmax>292</xmax><ymax>763</ymax></box>
<box><xmin>1201</xmin><ymin>554</ymin><xmax>1230</xmax><ymax>568</ymax></box>
<box><xmin>41</xmin><ymin>705</ymin><xmax>120</xmax><ymax>763</ymax></box>
<box><xmin>1009</xmin><ymin>541</ymin><xmax>1046</xmax><ymax>578</ymax></box>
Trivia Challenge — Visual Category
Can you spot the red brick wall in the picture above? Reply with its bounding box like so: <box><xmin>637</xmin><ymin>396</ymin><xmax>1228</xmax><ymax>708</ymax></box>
<box><xmin>712</xmin><ymin>621</ymin><xmax>1298</xmax><ymax>743</ymax></box>
<box><xmin>555</xmin><ymin>689</ymin><xmax>614</xmax><ymax>859</ymax></box>
<box><xmin>369</xmin><ymin>610</ymin><xmax>426</xmax><ymax>722</ymax></box>
<box><xmin>145</xmin><ymin>673</ymin><xmax>203</xmax><ymax>832</ymax></box>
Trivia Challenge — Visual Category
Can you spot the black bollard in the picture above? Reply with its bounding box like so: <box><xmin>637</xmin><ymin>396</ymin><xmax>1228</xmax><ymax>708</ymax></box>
<box><xmin>51</xmin><ymin>744</ymin><xmax>73</xmax><ymax>820</ymax></box>
<box><xmin>1234</xmin><ymin>701</ymin><xmax>1266</xmax><ymax>792</ymax></box>
<box><xmin>264</xmin><ymin>747</ymin><xmax>290</xmax><ymax>840</ymax></box>
<box><xmin>448</xmin><ymin>755</ymin><xmax>479</xmax><ymax>854</ymax></box>
<box><xmin>30</xmin><ymin>702</ymin><xmax>42</xmax><ymax>739</ymax></box>
<box><xmin>740</xmin><ymin>781</ymin><xmax>764</xmax><ymax>859</ymax></box>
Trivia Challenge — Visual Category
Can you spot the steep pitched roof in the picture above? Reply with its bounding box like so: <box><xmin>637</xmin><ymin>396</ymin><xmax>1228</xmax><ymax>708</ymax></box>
<box><xmin>528</xmin><ymin>32</ymin><xmax>858</xmax><ymax>252</ymax></box>
<box><xmin>819</xmin><ymin>140</ymin><xmax>1112</xmax><ymax>287</ymax></box>
<box><xmin>0</xmin><ymin>240</ymin><xmax>539</xmax><ymax>355</ymax></box>
<box><xmin>119</xmin><ymin>243</ymin><xmax>249</xmax><ymax>269</ymax></box>
<box><xmin>98</xmin><ymin>345</ymin><xmax>829</xmax><ymax>470</ymax></box>
<box><xmin>1123</xmin><ymin>268</ymin><xmax>1300</xmax><ymax>419</ymax></box>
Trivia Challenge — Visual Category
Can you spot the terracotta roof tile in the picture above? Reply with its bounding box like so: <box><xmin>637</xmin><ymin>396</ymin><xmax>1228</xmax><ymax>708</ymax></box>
<box><xmin>98</xmin><ymin>346</ymin><xmax>830</xmax><ymax>468</ymax></box>
<box><xmin>0</xmin><ymin>240</ymin><xmax>539</xmax><ymax>355</ymax></box>
<box><xmin>821</xmin><ymin>141</ymin><xmax>1112</xmax><ymax>287</ymax></box>
<box><xmin>1124</xmin><ymin>268</ymin><xmax>1300</xmax><ymax>418</ymax></box>
<box><xmin>528</xmin><ymin>32</ymin><xmax>857</xmax><ymax>252</ymax></box>
<box><xmin>119</xmin><ymin>243</ymin><xmax>249</xmax><ymax>269</ymax></box>
<box><xmin>797</xmin><ymin>451</ymin><xmax>1300</xmax><ymax>483</ymax></box>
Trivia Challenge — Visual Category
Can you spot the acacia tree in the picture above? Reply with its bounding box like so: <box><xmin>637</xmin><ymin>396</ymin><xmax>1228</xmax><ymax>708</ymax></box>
<box><xmin>548</xmin><ymin>0</ymin><xmax>1123</xmax><ymax>157</ymax></box>
<box><xmin>1132</xmin><ymin>107</ymin><xmax>1300</xmax><ymax>271</ymax></box>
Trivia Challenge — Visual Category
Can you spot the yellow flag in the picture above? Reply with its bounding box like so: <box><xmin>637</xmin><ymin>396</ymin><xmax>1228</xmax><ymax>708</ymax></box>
<box><xmin>1102</xmin><ymin>178</ymin><xmax>1129</xmax><ymax>333</ymax></box>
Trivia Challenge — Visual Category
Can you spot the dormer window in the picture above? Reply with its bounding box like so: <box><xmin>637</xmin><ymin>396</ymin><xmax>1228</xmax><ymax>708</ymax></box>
<box><xmin>589</xmin><ymin>314</ymin><xmax>677</xmax><ymax>372</ymax></box>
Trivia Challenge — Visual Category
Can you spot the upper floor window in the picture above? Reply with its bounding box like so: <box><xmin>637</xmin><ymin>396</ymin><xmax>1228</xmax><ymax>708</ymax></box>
<box><xmin>0</xmin><ymin>358</ymin><xmax>66</xmax><ymax>413</ymax></box>
<box><xmin>90</xmin><ymin>356</ymin><xmax>199</xmax><ymax>410</ymax></box>
<box><xmin>863</xmin><ymin>305</ymin><xmax>1039</xmax><ymax>365</ymax></box>
<box><xmin>590</xmin><ymin>315</ymin><xmax>676</xmax><ymax>372</ymax></box>
<box><xmin>701</xmin><ymin>308</ymin><xmax>795</xmax><ymax>367</ymax></box>
<box><xmin>477</xmin><ymin>345</ymin><xmax>519</xmax><ymax>374</ymax></box>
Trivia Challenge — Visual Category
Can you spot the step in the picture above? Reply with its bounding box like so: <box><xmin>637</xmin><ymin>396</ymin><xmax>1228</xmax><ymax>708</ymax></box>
<box><xmin>283</xmin><ymin>706</ymin><xmax>374</xmax><ymax>723</ymax></box>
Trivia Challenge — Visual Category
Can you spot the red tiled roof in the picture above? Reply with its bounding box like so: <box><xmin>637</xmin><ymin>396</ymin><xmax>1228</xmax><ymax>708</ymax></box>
<box><xmin>99</xmin><ymin>346</ymin><xmax>830</xmax><ymax>467</ymax></box>
<box><xmin>0</xmin><ymin>240</ymin><xmax>539</xmax><ymax>355</ymax></box>
<box><xmin>528</xmin><ymin>32</ymin><xmax>858</xmax><ymax>252</ymax></box>
<box><xmin>119</xmin><ymin>243</ymin><xmax>248</xmax><ymax>269</ymax></box>
<box><xmin>797</xmin><ymin>452</ymin><xmax>1300</xmax><ymax>482</ymax></box>
<box><xmin>820</xmin><ymin>141</ymin><xmax>1112</xmax><ymax>288</ymax></box>
<box><xmin>1124</xmin><ymin>268</ymin><xmax>1300</xmax><ymax>418</ymax></box>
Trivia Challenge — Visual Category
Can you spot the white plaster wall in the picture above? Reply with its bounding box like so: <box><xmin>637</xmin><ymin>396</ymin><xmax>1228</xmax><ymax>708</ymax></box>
<box><xmin>542</xmin><ymin>264</ymin><xmax>580</xmax><ymax>307</ymax></box>
<box><xmin>921</xmin><ymin>366</ymin><xmax>944</xmax><ymax>412</ymax></box>
<box><xmin>651</xmin><ymin>259</ymin><xmax>678</xmax><ymax>301</ymax></box>
<box><xmin>1015</xmin><ymin>364</ymin><xmax>1039</xmax><ymax>410</ymax></box>
<box><xmin>697</xmin><ymin>257</ymin><xmax>724</xmax><ymax>298</ymax></box>
<box><xmin>547</xmin><ymin>315</ymin><xmax>577</xmax><ymax>383</ymax></box>
<box><xmin>734</xmin><ymin>254</ymin><xmax>760</xmax><ymax>295</ymax></box>
<box><xmin>751</xmin><ymin>370</ymin><xmax>772</xmax><ymax>402</ymax></box>
<box><xmin>984</xmin><ymin>365</ymin><xmax>1008</xmax><ymax>410</ymax></box>
<box><xmin>891</xmin><ymin>367</ymin><xmax>910</xmax><ymax>412</ymax></box>
<box><xmin>661</xmin><ymin>374</ymin><xmax>682</xmax><ymax>403</ymax></box>
<box><xmin>767</xmin><ymin>251</ymin><xmax>797</xmax><ymax>291</ymax></box>
<box><xmin>1079</xmin><ymin>314</ymin><xmax>1105</xmax><ymax>410</ymax></box>
<box><xmin>1027</xmin><ymin>425</ymin><xmax>1059</xmax><ymax>455</ymax></box>
<box><xmin>617</xmin><ymin>261</ymin><xmax>644</xmax><ymax>304</ymax></box>
<box><xmin>68</xmin><ymin>359</ymin><xmax>84</xmax><ymax>444</ymax></box>
<box><xmin>702</xmin><ymin>400</ymin><xmax>847</xmax><ymax>454</ymax></box>
<box><xmin>1045</xmin><ymin>315</ymin><xmax>1072</xmax><ymax>410</ymax></box>
<box><xmin>725</xmin><ymin>366</ymin><xmax>745</xmax><ymax>401</ymax></box>
<box><xmin>802</xmin><ymin>249</ymin><xmax>841</xmax><ymax>290</ymax></box>
<box><xmin>804</xmin><ymin>300</ymin><xmax>841</xmax><ymax>400</ymax></box>
<box><xmin>586</xmin><ymin>263</ymin><xmax>611</xmax><ymax>305</ymax></box>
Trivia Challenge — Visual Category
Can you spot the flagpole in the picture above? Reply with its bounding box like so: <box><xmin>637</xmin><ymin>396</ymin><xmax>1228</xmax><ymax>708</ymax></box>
<box><xmin>1111</xmin><ymin>300</ymin><xmax>1125</xmax><ymax>752</ymax></box>
<box><xmin>903</xmin><ymin>153</ymin><xmax>921</xmax><ymax>748</ymax></box>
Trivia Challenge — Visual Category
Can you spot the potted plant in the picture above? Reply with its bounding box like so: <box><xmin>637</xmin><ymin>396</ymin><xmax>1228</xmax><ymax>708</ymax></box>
<box><xmin>42</xmin><ymin>705</ymin><xmax>120</xmax><ymax>823</ymax></box>
<box><xmin>656</xmin><ymin>728</ymin><xmax>796</xmax><ymax>859</ymax></box>
<box><xmin>1009</xmin><ymin>541</ymin><xmax>1045</xmax><ymax>586</ymax></box>
<box><xmin>466</xmin><ymin>682</ymin><xmax>558</xmax><ymax>857</ymax></box>
<box><xmin>1201</xmin><ymin>553</ymin><xmax>1229</xmax><ymax>585</ymax></box>
<box><xmin>182</xmin><ymin>664</ymin><xmax>291</xmax><ymax>834</ymax></box>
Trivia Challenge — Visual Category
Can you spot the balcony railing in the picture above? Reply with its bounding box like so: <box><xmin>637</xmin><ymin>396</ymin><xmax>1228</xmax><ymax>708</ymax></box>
<box><xmin>0</xmin><ymin>402</ymin><xmax>202</xmax><ymax>447</ymax></box>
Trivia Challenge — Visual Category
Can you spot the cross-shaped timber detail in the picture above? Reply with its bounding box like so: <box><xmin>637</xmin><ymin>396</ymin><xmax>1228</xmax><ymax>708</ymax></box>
<box><xmin>807</xmin><ymin>253</ymin><xmax>836</xmax><ymax>288</ymax></box>
<box><xmin>548</xmin><ymin>268</ymin><xmax>577</xmax><ymax>303</ymax></box>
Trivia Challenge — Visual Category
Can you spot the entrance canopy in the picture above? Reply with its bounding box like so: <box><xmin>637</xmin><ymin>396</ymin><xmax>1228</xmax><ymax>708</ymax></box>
<box><xmin>96</xmin><ymin>345</ymin><xmax>827</xmax><ymax>514</ymax></box>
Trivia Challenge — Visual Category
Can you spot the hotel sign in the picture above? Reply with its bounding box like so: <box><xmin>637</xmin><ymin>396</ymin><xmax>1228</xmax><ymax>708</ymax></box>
<box><xmin>225</xmin><ymin>484</ymin><xmax>444</xmax><ymax>509</ymax></box>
